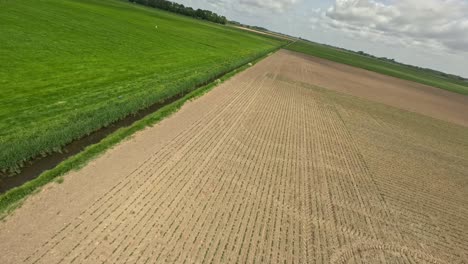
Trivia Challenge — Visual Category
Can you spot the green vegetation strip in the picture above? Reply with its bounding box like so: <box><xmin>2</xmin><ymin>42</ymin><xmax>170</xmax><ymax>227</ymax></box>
<box><xmin>286</xmin><ymin>41</ymin><xmax>468</xmax><ymax>95</ymax></box>
<box><xmin>0</xmin><ymin>51</ymin><xmax>275</xmax><ymax>219</ymax></box>
<box><xmin>0</xmin><ymin>0</ymin><xmax>286</xmax><ymax>175</ymax></box>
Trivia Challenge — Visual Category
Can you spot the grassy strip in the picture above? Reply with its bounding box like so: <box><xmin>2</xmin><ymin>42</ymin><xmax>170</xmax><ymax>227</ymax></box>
<box><xmin>286</xmin><ymin>41</ymin><xmax>468</xmax><ymax>95</ymax></box>
<box><xmin>0</xmin><ymin>0</ymin><xmax>286</xmax><ymax>175</ymax></box>
<box><xmin>2</xmin><ymin>48</ymin><xmax>284</xmax><ymax>176</ymax></box>
<box><xmin>0</xmin><ymin>49</ymin><xmax>276</xmax><ymax>219</ymax></box>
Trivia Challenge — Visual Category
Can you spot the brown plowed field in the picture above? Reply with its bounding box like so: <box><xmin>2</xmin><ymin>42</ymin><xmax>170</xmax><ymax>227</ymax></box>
<box><xmin>0</xmin><ymin>50</ymin><xmax>467</xmax><ymax>263</ymax></box>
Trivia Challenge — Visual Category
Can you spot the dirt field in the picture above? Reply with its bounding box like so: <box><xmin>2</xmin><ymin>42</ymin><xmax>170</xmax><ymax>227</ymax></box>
<box><xmin>0</xmin><ymin>50</ymin><xmax>467</xmax><ymax>263</ymax></box>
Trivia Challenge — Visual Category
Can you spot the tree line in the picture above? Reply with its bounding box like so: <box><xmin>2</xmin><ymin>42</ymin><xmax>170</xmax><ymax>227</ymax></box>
<box><xmin>354</xmin><ymin>50</ymin><xmax>467</xmax><ymax>81</ymax></box>
<box><xmin>229</xmin><ymin>21</ymin><xmax>268</xmax><ymax>32</ymax></box>
<box><xmin>129</xmin><ymin>0</ymin><xmax>227</xmax><ymax>25</ymax></box>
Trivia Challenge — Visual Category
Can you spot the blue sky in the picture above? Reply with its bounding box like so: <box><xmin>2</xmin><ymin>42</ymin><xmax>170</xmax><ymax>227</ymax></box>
<box><xmin>176</xmin><ymin>0</ymin><xmax>468</xmax><ymax>77</ymax></box>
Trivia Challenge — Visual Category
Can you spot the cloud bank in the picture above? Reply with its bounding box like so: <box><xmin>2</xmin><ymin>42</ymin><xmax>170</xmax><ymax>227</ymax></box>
<box><xmin>239</xmin><ymin>0</ymin><xmax>299</xmax><ymax>12</ymax></box>
<box><xmin>204</xmin><ymin>0</ymin><xmax>299</xmax><ymax>13</ymax></box>
<box><xmin>313</xmin><ymin>0</ymin><xmax>468</xmax><ymax>53</ymax></box>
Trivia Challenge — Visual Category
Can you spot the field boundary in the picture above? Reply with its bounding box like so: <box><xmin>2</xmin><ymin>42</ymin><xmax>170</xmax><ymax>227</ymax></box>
<box><xmin>0</xmin><ymin>48</ymin><xmax>282</xmax><ymax>219</ymax></box>
<box><xmin>0</xmin><ymin>0</ymin><xmax>289</xmax><ymax>177</ymax></box>
<box><xmin>0</xmin><ymin>44</ymin><xmax>287</xmax><ymax>192</ymax></box>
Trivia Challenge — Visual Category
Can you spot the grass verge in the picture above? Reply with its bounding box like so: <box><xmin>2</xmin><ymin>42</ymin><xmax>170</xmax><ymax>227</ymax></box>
<box><xmin>0</xmin><ymin>49</ymin><xmax>277</xmax><ymax>219</ymax></box>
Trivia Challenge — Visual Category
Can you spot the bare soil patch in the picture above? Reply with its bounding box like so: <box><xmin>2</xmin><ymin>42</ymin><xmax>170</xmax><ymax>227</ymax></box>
<box><xmin>282</xmin><ymin>50</ymin><xmax>468</xmax><ymax>127</ymax></box>
<box><xmin>0</xmin><ymin>50</ymin><xmax>466</xmax><ymax>263</ymax></box>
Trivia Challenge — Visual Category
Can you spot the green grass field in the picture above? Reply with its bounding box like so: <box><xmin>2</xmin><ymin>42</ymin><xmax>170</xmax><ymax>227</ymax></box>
<box><xmin>0</xmin><ymin>0</ymin><xmax>286</xmax><ymax>174</ymax></box>
<box><xmin>286</xmin><ymin>41</ymin><xmax>468</xmax><ymax>95</ymax></box>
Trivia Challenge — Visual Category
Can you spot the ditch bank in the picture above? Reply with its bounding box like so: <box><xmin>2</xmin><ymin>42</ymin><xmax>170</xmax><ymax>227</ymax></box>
<box><xmin>0</xmin><ymin>93</ymin><xmax>183</xmax><ymax>193</ymax></box>
<box><xmin>0</xmin><ymin>47</ymin><xmax>283</xmax><ymax>196</ymax></box>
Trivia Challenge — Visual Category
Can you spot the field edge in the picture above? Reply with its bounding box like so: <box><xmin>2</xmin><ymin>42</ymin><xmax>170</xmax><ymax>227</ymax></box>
<box><xmin>0</xmin><ymin>0</ymin><xmax>288</xmax><ymax>176</ymax></box>
<box><xmin>0</xmin><ymin>49</ymin><xmax>279</xmax><ymax>219</ymax></box>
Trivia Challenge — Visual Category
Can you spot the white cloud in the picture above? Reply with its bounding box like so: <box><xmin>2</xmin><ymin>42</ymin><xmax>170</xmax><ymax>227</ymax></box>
<box><xmin>201</xmin><ymin>0</ymin><xmax>299</xmax><ymax>13</ymax></box>
<box><xmin>239</xmin><ymin>0</ymin><xmax>299</xmax><ymax>12</ymax></box>
<box><xmin>205</xmin><ymin>0</ymin><xmax>225</xmax><ymax>9</ymax></box>
<box><xmin>312</xmin><ymin>0</ymin><xmax>468</xmax><ymax>53</ymax></box>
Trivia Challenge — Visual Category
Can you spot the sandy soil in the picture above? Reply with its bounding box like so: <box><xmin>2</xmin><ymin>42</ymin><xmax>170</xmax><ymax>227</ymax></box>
<box><xmin>282</xmin><ymin>50</ymin><xmax>468</xmax><ymax>127</ymax></box>
<box><xmin>0</xmin><ymin>50</ymin><xmax>467</xmax><ymax>263</ymax></box>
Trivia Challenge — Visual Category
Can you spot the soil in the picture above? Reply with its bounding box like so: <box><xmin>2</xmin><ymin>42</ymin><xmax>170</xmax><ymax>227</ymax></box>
<box><xmin>282</xmin><ymin>50</ymin><xmax>468</xmax><ymax>127</ymax></box>
<box><xmin>0</xmin><ymin>50</ymin><xmax>466</xmax><ymax>263</ymax></box>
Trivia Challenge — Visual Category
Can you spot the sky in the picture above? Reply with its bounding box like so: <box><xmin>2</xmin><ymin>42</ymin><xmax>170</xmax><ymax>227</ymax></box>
<box><xmin>175</xmin><ymin>0</ymin><xmax>468</xmax><ymax>77</ymax></box>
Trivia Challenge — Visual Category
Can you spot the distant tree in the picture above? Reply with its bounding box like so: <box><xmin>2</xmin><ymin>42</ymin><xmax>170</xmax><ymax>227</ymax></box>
<box><xmin>130</xmin><ymin>0</ymin><xmax>227</xmax><ymax>25</ymax></box>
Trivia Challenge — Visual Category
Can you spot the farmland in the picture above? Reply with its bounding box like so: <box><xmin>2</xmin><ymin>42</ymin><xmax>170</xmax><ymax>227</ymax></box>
<box><xmin>286</xmin><ymin>41</ymin><xmax>468</xmax><ymax>95</ymax></box>
<box><xmin>0</xmin><ymin>50</ymin><xmax>466</xmax><ymax>263</ymax></box>
<box><xmin>0</xmin><ymin>0</ymin><xmax>285</xmax><ymax>176</ymax></box>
